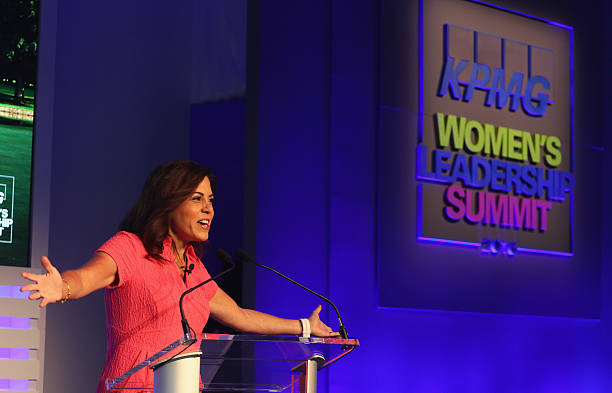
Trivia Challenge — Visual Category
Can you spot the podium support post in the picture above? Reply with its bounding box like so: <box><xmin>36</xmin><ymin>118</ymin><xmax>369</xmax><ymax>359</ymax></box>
<box><xmin>291</xmin><ymin>354</ymin><xmax>324</xmax><ymax>393</ymax></box>
<box><xmin>151</xmin><ymin>352</ymin><xmax>202</xmax><ymax>393</ymax></box>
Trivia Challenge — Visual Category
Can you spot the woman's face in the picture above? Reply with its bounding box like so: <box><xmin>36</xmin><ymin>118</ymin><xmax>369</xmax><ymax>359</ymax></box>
<box><xmin>168</xmin><ymin>176</ymin><xmax>214</xmax><ymax>246</ymax></box>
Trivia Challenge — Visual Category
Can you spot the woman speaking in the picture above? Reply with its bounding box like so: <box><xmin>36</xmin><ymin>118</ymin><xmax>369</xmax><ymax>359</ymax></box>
<box><xmin>20</xmin><ymin>160</ymin><xmax>336</xmax><ymax>392</ymax></box>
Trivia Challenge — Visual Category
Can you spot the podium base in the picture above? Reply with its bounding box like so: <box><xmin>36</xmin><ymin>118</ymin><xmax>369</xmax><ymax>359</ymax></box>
<box><xmin>151</xmin><ymin>351</ymin><xmax>202</xmax><ymax>393</ymax></box>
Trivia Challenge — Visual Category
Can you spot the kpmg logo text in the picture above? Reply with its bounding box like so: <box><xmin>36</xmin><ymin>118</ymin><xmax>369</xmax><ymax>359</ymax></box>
<box><xmin>417</xmin><ymin>21</ymin><xmax>572</xmax><ymax>256</ymax></box>
<box><xmin>437</xmin><ymin>25</ymin><xmax>553</xmax><ymax>117</ymax></box>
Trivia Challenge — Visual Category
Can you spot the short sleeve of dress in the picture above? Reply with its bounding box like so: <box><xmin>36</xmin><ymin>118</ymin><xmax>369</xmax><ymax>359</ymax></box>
<box><xmin>199</xmin><ymin>262</ymin><xmax>219</xmax><ymax>301</ymax></box>
<box><xmin>186</xmin><ymin>247</ymin><xmax>219</xmax><ymax>301</ymax></box>
<box><xmin>97</xmin><ymin>231</ymin><xmax>142</xmax><ymax>289</ymax></box>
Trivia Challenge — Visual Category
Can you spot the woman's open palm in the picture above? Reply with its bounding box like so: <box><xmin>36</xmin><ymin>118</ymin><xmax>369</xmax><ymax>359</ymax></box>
<box><xmin>21</xmin><ymin>256</ymin><xmax>63</xmax><ymax>307</ymax></box>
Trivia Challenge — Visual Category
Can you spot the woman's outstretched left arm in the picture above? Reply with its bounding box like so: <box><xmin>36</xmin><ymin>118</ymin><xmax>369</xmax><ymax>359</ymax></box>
<box><xmin>209</xmin><ymin>287</ymin><xmax>338</xmax><ymax>337</ymax></box>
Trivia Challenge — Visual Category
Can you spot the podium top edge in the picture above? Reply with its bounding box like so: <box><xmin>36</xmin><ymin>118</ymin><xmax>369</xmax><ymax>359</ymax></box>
<box><xmin>200</xmin><ymin>333</ymin><xmax>359</xmax><ymax>347</ymax></box>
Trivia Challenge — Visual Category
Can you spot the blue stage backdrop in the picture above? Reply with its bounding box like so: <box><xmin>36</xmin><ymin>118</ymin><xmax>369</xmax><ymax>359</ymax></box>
<box><xmin>241</xmin><ymin>1</ymin><xmax>609</xmax><ymax>392</ymax></box>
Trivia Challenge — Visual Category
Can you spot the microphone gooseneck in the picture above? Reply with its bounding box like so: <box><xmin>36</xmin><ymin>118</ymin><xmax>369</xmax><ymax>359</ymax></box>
<box><xmin>179</xmin><ymin>249</ymin><xmax>236</xmax><ymax>337</ymax></box>
<box><xmin>234</xmin><ymin>248</ymin><xmax>349</xmax><ymax>339</ymax></box>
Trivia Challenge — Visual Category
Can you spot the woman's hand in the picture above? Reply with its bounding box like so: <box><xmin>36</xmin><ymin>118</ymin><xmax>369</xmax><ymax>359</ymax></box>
<box><xmin>308</xmin><ymin>305</ymin><xmax>340</xmax><ymax>337</ymax></box>
<box><xmin>21</xmin><ymin>256</ymin><xmax>64</xmax><ymax>307</ymax></box>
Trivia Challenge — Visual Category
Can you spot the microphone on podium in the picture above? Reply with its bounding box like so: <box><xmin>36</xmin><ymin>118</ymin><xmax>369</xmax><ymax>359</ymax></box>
<box><xmin>179</xmin><ymin>249</ymin><xmax>236</xmax><ymax>338</ymax></box>
<box><xmin>234</xmin><ymin>249</ymin><xmax>349</xmax><ymax>339</ymax></box>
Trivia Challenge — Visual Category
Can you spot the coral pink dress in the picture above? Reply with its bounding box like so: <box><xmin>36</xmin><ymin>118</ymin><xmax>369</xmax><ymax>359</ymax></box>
<box><xmin>94</xmin><ymin>231</ymin><xmax>218</xmax><ymax>393</ymax></box>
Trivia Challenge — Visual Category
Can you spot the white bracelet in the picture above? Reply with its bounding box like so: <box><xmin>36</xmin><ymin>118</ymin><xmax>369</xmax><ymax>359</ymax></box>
<box><xmin>299</xmin><ymin>318</ymin><xmax>311</xmax><ymax>338</ymax></box>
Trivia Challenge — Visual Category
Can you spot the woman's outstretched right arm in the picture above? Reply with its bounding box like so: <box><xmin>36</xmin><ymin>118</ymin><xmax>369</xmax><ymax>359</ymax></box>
<box><xmin>20</xmin><ymin>252</ymin><xmax>118</xmax><ymax>307</ymax></box>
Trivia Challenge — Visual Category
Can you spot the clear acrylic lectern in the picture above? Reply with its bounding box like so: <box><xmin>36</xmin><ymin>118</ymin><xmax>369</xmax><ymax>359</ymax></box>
<box><xmin>105</xmin><ymin>333</ymin><xmax>359</xmax><ymax>393</ymax></box>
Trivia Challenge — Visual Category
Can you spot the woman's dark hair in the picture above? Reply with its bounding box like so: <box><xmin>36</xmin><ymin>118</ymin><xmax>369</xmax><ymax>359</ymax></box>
<box><xmin>119</xmin><ymin>160</ymin><xmax>216</xmax><ymax>261</ymax></box>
